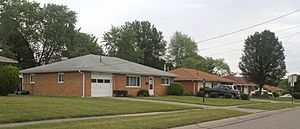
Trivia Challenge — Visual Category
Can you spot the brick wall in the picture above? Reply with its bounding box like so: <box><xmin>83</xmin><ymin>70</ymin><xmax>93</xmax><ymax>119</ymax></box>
<box><xmin>112</xmin><ymin>74</ymin><xmax>173</xmax><ymax>96</ymax></box>
<box><xmin>23</xmin><ymin>72</ymin><xmax>91</xmax><ymax>96</ymax></box>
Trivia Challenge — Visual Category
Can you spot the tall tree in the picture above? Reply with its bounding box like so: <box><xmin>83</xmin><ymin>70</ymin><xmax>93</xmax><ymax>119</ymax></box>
<box><xmin>0</xmin><ymin>0</ymin><xmax>102</xmax><ymax>68</ymax></box>
<box><xmin>239</xmin><ymin>30</ymin><xmax>286</xmax><ymax>93</ymax></box>
<box><xmin>62</xmin><ymin>30</ymin><xmax>103</xmax><ymax>58</ymax></box>
<box><xmin>168</xmin><ymin>31</ymin><xmax>198</xmax><ymax>64</ymax></box>
<box><xmin>103</xmin><ymin>20</ymin><xmax>167</xmax><ymax>69</ymax></box>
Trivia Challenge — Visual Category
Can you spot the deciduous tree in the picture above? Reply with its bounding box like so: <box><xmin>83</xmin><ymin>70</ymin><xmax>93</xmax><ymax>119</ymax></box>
<box><xmin>239</xmin><ymin>30</ymin><xmax>286</xmax><ymax>93</ymax></box>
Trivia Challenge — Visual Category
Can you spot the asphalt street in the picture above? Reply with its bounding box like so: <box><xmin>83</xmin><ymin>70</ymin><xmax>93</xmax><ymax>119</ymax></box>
<box><xmin>215</xmin><ymin>108</ymin><xmax>300</xmax><ymax>129</ymax></box>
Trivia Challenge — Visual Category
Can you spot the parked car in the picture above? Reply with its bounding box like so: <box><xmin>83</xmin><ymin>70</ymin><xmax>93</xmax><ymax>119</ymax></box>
<box><xmin>279</xmin><ymin>94</ymin><xmax>292</xmax><ymax>97</ymax></box>
<box><xmin>204</xmin><ymin>85</ymin><xmax>240</xmax><ymax>98</ymax></box>
<box><xmin>226</xmin><ymin>85</ymin><xmax>241</xmax><ymax>94</ymax></box>
<box><xmin>250</xmin><ymin>89</ymin><xmax>273</xmax><ymax>97</ymax></box>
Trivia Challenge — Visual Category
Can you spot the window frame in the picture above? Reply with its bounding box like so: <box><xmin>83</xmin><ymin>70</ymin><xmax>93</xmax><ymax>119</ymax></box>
<box><xmin>30</xmin><ymin>74</ymin><xmax>35</xmax><ymax>84</ymax></box>
<box><xmin>161</xmin><ymin>77</ymin><xmax>170</xmax><ymax>86</ymax></box>
<box><xmin>58</xmin><ymin>73</ymin><xmax>64</xmax><ymax>84</ymax></box>
<box><xmin>125</xmin><ymin>75</ymin><xmax>141</xmax><ymax>87</ymax></box>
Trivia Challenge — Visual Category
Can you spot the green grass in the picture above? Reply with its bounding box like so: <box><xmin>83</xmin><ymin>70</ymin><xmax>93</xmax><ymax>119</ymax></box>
<box><xmin>140</xmin><ymin>96</ymin><xmax>260</xmax><ymax>106</ymax></box>
<box><xmin>0</xmin><ymin>96</ymin><xmax>195</xmax><ymax>124</ymax></box>
<box><xmin>239</xmin><ymin>103</ymin><xmax>299</xmax><ymax>110</ymax></box>
<box><xmin>6</xmin><ymin>109</ymin><xmax>250</xmax><ymax>129</ymax></box>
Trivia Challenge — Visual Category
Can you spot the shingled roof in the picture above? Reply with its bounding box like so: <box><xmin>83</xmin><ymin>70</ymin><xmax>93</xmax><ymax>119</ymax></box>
<box><xmin>0</xmin><ymin>56</ymin><xmax>18</xmax><ymax>63</ymax></box>
<box><xmin>20</xmin><ymin>54</ymin><xmax>176</xmax><ymax>77</ymax></box>
<box><xmin>223</xmin><ymin>76</ymin><xmax>257</xmax><ymax>86</ymax></box>
<box><xmin>168</xmin><ymin>67</ymin><xmax>233</xmax><ymax>83</ymax></box>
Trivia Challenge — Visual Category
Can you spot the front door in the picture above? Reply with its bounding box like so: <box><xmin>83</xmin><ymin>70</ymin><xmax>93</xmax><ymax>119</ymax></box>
<box><xmin>148</xmin><ymin>77</ymin><xmax>154</xmax><ymax>96</ymax></box>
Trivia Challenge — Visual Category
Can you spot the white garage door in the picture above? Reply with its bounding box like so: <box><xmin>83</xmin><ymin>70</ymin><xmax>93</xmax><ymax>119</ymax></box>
<box><xmin>91</xmin><ymin>72</ymin><xmax>112</xmax><ymax>97</ymax></box>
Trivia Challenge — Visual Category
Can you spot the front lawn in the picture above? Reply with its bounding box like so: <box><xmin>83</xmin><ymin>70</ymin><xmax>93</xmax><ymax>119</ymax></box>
<box><xmin>140</xmin><ymin>96</ymin><xmax>260</xmax><ymax>106</ymax></box>
<box><xmin>0</xmin><ymin>96</ymin><xmax>195</xmax><ymax>124</ymax></box>
<box><xmin>7</xmin><ymin>109</ymin><xmax>250</xmax><ymax>129</ymax></box>
<box><xmin>238</xmin><ymin>103</ymin><xmax>299</xmax><ymax>110</ymax></box>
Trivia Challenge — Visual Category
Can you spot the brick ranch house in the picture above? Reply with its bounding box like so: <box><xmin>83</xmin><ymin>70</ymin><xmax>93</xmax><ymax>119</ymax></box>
<box><xmin>20</xmin><ymin>54</ymin><xmax>176</xmax><ymax>97</ymax></box>
<box><xmin>168</xmin><ymin>68</ymin><xmax>234</xmax><ymax>95</ymax></box>
<box><xmin>223</xmin><ymin>76</ymin><xmax>258</xmax><ymax>95</ymax></box>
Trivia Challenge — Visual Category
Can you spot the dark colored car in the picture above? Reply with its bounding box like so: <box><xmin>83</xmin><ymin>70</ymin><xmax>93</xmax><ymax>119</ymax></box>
<box><xmin>204</xmin><ymin>85</ymin><xmax>240</xmax><ymax>98</ymax></box>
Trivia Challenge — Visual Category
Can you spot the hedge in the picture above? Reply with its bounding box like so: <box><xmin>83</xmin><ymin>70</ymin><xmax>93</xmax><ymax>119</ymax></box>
<box><xmin>113</xmin><ymin>90</ymin><xmax>128</xmax><ymax>97</ymax></box>
<box><xmin>210</xmin><ymin>92</ymin><xmax>218</xmax><ymax>98</ymax></box>
<box><xmin>167</xmin><ymin>82</ymin><xmax>184</xmax><ymax>95</ymax></box>
<box><xmin>241</xmin><ymin>94</ymin><xmax>249</xmax><ymax>100</ymax></box>
<box><xmin>0</xmin><ymin>66</ymin><xmax>20</xmax><ymax>96</ymax></box>
<box><xmin>137</xmin><ymin>89</ymin><xmax>150</xmax><ymax>97</ymax></box>
<box><xmin>224</xmin><ymin>93</ymin><xmax>232</xmax><ymax>99</ymax></box>
<box><xmin>293</xmin><ymin>92</ymin><xmax>300</xmax><ymax>99</ymax></box>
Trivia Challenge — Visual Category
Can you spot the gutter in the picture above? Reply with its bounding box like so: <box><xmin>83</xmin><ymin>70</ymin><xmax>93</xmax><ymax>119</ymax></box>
<box><xmin>78</xmin><ymin>70</ymin><xmax>85</xmax><ymax>97</ymax></box>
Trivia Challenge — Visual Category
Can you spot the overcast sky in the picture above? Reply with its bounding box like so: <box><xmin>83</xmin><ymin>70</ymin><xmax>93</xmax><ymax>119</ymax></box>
<box><xmin>37</xmin><ymin>0</ymin><xmax>300</xmax><ymax>74</ymax></box>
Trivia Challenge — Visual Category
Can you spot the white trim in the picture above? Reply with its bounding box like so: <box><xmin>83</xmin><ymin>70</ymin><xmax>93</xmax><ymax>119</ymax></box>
<box><xmin>58</xmin><ymin>73</ymin><xmax>64</xmax><ymax>84</ymax></box>
<box><xmin>30</xmin><ymin>74</ymin><xmax>35</xmax><ymax>84</ymax></box>
<box><xmin>125</xmin><ymin>75</ymin><xmax>141</xmax><ymax>87</ymax></box>
<box><xmin>161</xmin><ymin>77</ymin><xmax>170</xmax><ymax>86</ymax></box>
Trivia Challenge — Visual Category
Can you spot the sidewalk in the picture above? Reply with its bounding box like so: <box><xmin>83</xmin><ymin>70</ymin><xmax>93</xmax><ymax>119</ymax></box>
<box><xmin>113</xmin><ymin>97</ymin><xmax>265</xmax><ymax>113</ymax></box>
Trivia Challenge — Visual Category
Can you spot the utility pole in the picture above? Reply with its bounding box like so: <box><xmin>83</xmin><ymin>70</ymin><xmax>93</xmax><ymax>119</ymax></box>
<box><xmin>202</xmin><ymin>79</ymin><xmax>206</xmax><ymax>103</ymax></box>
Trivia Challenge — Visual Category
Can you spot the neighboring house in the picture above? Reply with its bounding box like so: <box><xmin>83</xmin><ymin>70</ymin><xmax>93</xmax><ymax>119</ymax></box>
<box><xmin>20</xmin><ymin>54</ymin><xmax>176</xmax><ymax>97</ymax></box>
<box><xmin>0</xmin><ymin>55</ymin><xmax>18</xmax><ymax>66</ymax></box>
<box><xmin>263</xmin><ymin>85</ymin><xmax>286</xmax><ymax>93</ymax></box>
<box><xmin>223</xmin><ymin>76</ymin><xmax>258</xmax><ymax>94</ymax></box>
<box><xmin>168</xmin><ymin>68</ymin><xmax>234</xmax><ymax>94</ymax></box>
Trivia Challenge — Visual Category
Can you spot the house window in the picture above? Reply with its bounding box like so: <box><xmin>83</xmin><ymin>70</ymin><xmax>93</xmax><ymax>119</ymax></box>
<box><xmin>98</xmin><ymin>79</ymin><xmax>104</xmax><ymax>83</ymax></box>
<box><xmin>104</xmin><ymin>79</ymin><xmax>110</xmax><ymax>83</ymax></box>
<box><xmin>161</xmin><ymin>77</ymin><xmax>170</xmax><ymax>86</ymax></box>
<box><xmin>58</xmin><ymin>73</ymin><xmax>64</xmax><ymax>83</ymax></box>
<box><xmin>126</xmin><ymin>75</ymin><xmax>140</xmax><ymax>87</ymax></box>
<box><xmin>30</xmin><ymin>74</ymin><xmax>35</xmax><ymax>84</ymax></box>
<box><xmin>91</xmin><ymin>79</ymin><xmax>97</xmax><ymax>83</ymax></box>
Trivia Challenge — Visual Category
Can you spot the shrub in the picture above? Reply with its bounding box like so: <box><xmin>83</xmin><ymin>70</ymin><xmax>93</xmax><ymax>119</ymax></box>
<box><xmin>113</xmin><ymin>90</ymin><xmax>128</xmax><ymax>97</ymax></box>
<box><xmin>0</xmin><ymin>66</ymin><xmax>20</xmax><ymax>96</ymax></box>
<box><xmin>210</xmin><ymin>92</ymin><xmax>218</xmax><ymax>98</ymax></box>
<box><xmin>137</xmin><ymin>89</ymin><xmax>150</xmax><ymax>97</ymax></box>
<box><xmin>196</xmin><ymin>91</ymin><xmax>205</xmax><ymax>97</ymax></box>
<box><xmin>241</xmin><ymin>94</ymin><xmax>249</xmax><ymax>100</ymax></box>
<box><xmin>273</xmin><ymin>92</ymin><xmax>280</xmax><ymax>97</ymax></box>
<box><xmin>167</xmin><ymin>82</ymin><xmax>184</xmax><ymax>95</ymax></box>
<box><xmin>224</xmin><ymin>93</ymin><xmax>232</xmax><ymax>99</ymax></box>
<box><xmin>293</xmin><ymin>92</ymin><xmax>300</xmax><ymax>99</ymax></box>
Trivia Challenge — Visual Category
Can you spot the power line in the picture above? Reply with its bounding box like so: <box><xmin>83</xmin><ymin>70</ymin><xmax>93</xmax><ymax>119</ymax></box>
<box><xmin>199</xmin><ymin>28</ymin><xmax>300</xmax><ymax>51</ymax></box>
<box><xmin>204</xmin><ymin>32</ymin><xmax>300</xmax><ymax>56</ymax></box>
<box><xmin>196</xmin><ymin>9</ymin><xmax>300</xmax><ymax>43</ymax></box>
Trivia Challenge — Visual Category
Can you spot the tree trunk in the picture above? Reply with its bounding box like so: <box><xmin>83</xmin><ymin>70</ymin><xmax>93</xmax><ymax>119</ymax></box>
<box><xmin>259</xmin><ymin>83</ymin><xmax>264</xmax><ymax>95</ymax></box>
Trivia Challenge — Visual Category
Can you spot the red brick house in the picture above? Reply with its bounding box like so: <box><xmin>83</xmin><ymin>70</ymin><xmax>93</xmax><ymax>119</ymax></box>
<box><xmin>21</xmin><ymin>54</ymin><xmax>176</xmax><ymax>97</ymax></box>
<box><xmin>168</xmin><ymin>68</ymin><xmax>233</xmax><ymax>94</ymax></box>
<box><xmin>223</xmin><ymin>76</ymin><xmax>257</xmax><ymax>94</ymax></box>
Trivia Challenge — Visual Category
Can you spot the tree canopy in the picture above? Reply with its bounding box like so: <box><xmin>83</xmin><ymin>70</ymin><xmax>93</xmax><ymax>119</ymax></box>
<box><xmin>103</xmin><ymin>20</ymin><xmax>167</xmax><ymax>70</ymax></box>
<box><xmin>168</xmin><ymin>31</ymin><xmax>198</xmax><ymax>65</ymax></box>
<box><xmin>176</xmin><ymin>55</ymin><xmax>231</xmax><ymax>76</ymax></box>
<box><xmin>0</xmin><ymin>0</ymin><xmax>103</xmax><ymax>69</ymax></box>
<box><xmin>239</xmin><ymin>30</ymin><xmax>286</xmax><ymax>93</ymax></box>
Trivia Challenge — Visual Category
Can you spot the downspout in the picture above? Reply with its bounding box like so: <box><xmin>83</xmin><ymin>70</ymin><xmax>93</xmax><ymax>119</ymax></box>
<box><xmin>79</xmin><ymin>70</ymin><xmax>85</xmax><ymax>97</ymax></box>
